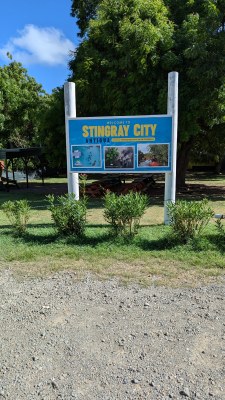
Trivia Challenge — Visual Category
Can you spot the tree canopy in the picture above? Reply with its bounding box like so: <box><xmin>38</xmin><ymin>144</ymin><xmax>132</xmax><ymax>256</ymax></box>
<box><xmin>70</xmin><ymin>0</ymin><xmax>225</xmax><ymax>184</ymax></box>
<box><xmin>39</xmin><ymin>87</ymin><xmax>67</xmax><ymax>171</ymax></box>
<box><xmin>71</xmin><ymin>0</ymin><xmax>99</xmax><ymax>37</ymax></box>
<box><xmin>70</xmin><ymin>0</ymin><xmax>174</xmax><ymax>116</ymax></box>
<box><xmin>0</xmin><ymin>60</ymin><xmax>47</xmax><ymax>148</ymax></box>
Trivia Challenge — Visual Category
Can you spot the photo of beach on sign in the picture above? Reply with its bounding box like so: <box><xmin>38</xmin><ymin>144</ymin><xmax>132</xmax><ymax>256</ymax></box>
<box><xmin>72</xmin><ymin>145</ymin><xmax>102</xmax><ymax>168</ymax></box>
<box><xmin>138</xmin><ymin>144</ymin><xmax>169</xmax><ymax>168</ymax></box>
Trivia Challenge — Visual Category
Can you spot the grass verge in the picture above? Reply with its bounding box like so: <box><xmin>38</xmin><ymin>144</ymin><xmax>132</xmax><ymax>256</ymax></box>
<box><xmin>0</xmin><ymin>173</ymin><xmax>225</xmax><ymax>286</ymax></box>
<box><xmin>0</xmin><ymin>222</ymin><xmax>224</xmax><ymax>286</ymax></box>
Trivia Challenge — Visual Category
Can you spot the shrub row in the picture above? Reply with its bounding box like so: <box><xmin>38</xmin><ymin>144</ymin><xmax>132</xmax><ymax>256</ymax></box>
<box><xmin>1</xmin><ymin>194</ymin><xmax>219</xmax><ymax>243</ymax></box>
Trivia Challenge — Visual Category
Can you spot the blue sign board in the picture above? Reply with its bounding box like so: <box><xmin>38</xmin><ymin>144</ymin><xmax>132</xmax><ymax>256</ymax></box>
<box><xmin>68</xmin><ymin>115</ymin><xmax>172</xmax><ymax>173</ymax></box>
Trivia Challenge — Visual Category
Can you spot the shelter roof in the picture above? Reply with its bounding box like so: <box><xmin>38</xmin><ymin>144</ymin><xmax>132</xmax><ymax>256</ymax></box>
<box><xmin>0</xmin><ymin>147</ymin><xmax>43</xmax><ymax>160</ymax></box>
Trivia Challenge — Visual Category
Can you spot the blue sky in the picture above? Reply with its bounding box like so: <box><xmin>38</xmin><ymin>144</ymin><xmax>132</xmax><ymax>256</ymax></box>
<box><xmin>0</xmin><ymin>0</ymin><xmax>80</xmax><ymax>93</ymax></box>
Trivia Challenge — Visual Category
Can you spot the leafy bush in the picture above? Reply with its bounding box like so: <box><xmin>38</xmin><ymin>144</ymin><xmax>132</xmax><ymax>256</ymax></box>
<box><xmin>47</xmin><ymin>194</ymin><xmax>87</xmax><ymax>237</ymax></box>
<box><xmin>79</xmin><ymin>173</ymin><xmax>88</xmax><ymax>198</ymax></box>
<box><xmin>215</xmin><ymin>216</ymin><xmax>225</xmax><ymax>236</ymax></box>
<box><xmin>104</xmin><ymin>191</ymin><xmax>148</xmax><ymax>236</ymax></box>
<box><xmin>167</xmin><ymin>199</ymin><xmax>213</xmax><ymax>243</ymax></box>
<box><xmin>2</xmin><ymin>199</ymin><xmax>31</xmax><ymax>234</ymax></box>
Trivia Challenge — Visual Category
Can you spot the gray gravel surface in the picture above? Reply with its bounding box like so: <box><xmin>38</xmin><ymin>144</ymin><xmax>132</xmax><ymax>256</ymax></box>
<box><xmin>0</xmin><ymin>270</ymin><xmax>224</xmax><ymax>400</ymax></box>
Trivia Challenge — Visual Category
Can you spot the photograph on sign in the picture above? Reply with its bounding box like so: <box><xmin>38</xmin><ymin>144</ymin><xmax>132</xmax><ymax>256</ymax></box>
<box><xmin>104</xmin><ymin>146</ymin><xmax>134</xmax><ymax>170</ymax></box>
<box><xmin>72</xmin><ymin>145</ymin><xmax>102</xmax><ymax>168</ymax></box>
<box><xmin>137</xmin><ymin>144</ymin><xmax>169</xmax><ymax>168</ymax></box>
<box><xmin>68</xmin><ymin>116</ymin><xmax>172</xmax><ymax>173</ymax></box>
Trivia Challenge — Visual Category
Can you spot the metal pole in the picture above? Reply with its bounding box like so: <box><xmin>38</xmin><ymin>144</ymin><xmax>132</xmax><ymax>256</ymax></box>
<box><xmin>6</xmin><ymin>160</ymin><xmax>9</xmax><ymax>192</ymax></box>
<box><xmin>25</xmin><ymin>159</ymin><xmax>29</xmax><ymax>188</ymax></box>
<box><xmin>164</xmin><ymin>72</ymin><xmax>179</xmax><ymax>224</ymax></box>
<box><xmin>64</xmin><ymin>82</ymin><xmax>79</xmax><ymax>199</ymax></box>
<box><xmin>12</xmin><ymin>159</ymin><xmax>15</xmax><ymax>180</ymax></box>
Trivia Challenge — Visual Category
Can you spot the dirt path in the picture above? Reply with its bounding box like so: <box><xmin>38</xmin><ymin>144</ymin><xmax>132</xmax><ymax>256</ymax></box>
<box><xmin>0</xmin><ymin>270</ymin><xmax>224</xmax><ymax>399</ymax></box>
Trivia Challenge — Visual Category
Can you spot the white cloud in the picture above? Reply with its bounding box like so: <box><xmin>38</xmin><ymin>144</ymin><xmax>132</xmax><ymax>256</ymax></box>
<box><xmin>0</xmin><ymin>25</ymin><xmax>75</xmax><ymax>66</ymax></box>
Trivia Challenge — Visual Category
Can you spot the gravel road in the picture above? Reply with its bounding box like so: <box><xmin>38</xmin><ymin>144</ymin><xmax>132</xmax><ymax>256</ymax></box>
<box><xmin>0</xmin><ymin>270</ymin><xmax>224</xmax><ymax>400</ymax></box>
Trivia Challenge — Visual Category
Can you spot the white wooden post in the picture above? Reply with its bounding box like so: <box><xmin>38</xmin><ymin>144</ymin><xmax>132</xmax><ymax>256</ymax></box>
<box><xmin>164</xmin><ymin>72</ymin><xmax>179</xmax><ymax>224</ymax></box>
<box><xmin>64</xmin><ymin>82</ymin><xmax>79</xmax><ymax>199</ymax></box>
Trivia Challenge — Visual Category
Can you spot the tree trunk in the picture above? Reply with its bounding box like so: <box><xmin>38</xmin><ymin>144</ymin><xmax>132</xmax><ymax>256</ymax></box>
<box><xmin>176</xmin><ymin>140</ymin><xmax>193</xmax><ymax>187</ymax></box>
<box><xmin>215</xmin><ymin>156</ymin><xmax>225</xmax><ymax>174</ymax></box>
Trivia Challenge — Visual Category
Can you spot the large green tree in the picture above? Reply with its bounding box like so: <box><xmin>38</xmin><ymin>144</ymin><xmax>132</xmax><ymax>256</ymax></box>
<box><xmin>71</xmin><ymin>0</ymin><xmax>99</xmax><ymax>37</ymax></box>
<box><xmin>164</xmin><ymin>0</ymin><xmax>225</xmax><ymax>184</ymax></box>
<box><xmin>70</xmin><ymin>0</ymin><xmax>225</xmax><ymax>185</ymax></box>
<box><xmin>0</xmin><ymin>60</ymin><xmax>46</xmax><ymax>148</ymax></box>
<box><xmin>39</xmin><ymin>87</ymin><xmax>67</xmax><ymax>171</ymax></box>
<box><xmin>70</xmin><ymin>0</ymin><xmax>174</xmax><ymax>117</ymax></box>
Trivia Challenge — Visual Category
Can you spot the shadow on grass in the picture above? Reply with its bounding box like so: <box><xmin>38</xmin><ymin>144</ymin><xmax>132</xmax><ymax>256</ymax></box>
<box><xmin>186</xmin><ymin>172</ymin><xmax>225</xmax><ymax>182</ymax></box>
<box><xmin>0</xmin><ymin>226</ymin><xmax>58</xmax><ymax>244</ymax></box>
<box><xmin>0</xmin><ymin>223</ymin><xmax>54</xmax><ymax>230</ymax></box>
<box><xmin>136</xmin><ymin>235</ymin><xmax>178</xmax><ymax>251</ymax></box>
<box><xmin>0</xmin><ymin>225</ymin><xmax>171</xmax><ymax>250</ymax></box>
<box><xmin>22</xmin><ymin>232</ymin><xmax>59</xmax><ymax>244</ymax></box>
<box><xmin>2</xmin><ymin>219</ymin><xmax>225</xmax><ymax>257</ymax></box>
<box><xmin>0</xmin><ymin>190</ymin><xmax>105</xmax><ymax>210</ymax></box>
<box><xmin>203</xmin><ymin>233</ymin><xmax>225</xmax><ymax>253</ymax></box>
<box><xmin>0</xmin><ymin>222</ymin><xmax>178</xmax><ymax>250</ymax></box>
<box><xmin>0</xmin><ymin>193</ymin><xmax>49</xmax><ymax>209</ymax></box>
<box><xmin>177</xmin><ymin>193</ymin><xmax>225</xmax><ymax>202</ymax></box>
<box><xmin>13</xmin><ymin>228</ymin><xmax>115</xmax><ymax>247</ymax></box>
<box><xmin>136</xmin><ymin>228</ymin><xmax>225</xmax><ymax>254</ymax></box>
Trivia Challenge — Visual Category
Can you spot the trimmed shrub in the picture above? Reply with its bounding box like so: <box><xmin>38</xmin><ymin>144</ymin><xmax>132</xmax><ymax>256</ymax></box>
<box><xmin>215</xmin><ymin>216</ymin><xmax>225</xmax><ymax>237</ymax></box>
<box><xmin>104</xmin><ymin>191</ymin><xmax>148</xmax><ymax>236</ymax></box>
<box><xmin>47</xmin><ymin>194</ymin><xmax>87</xmax><ymax>237</ymax></box>
<box><xmin>2</xmin><ymin>199</ymin><xmax>31</xmax><ymax>234</ymax></box>
<box><xmin>167</xmin><ymin>199</ymin><xmax>213</xmax><ymax>243</ymax></box>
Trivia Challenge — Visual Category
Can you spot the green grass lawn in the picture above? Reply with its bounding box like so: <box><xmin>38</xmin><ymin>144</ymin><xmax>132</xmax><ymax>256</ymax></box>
<box><xmin>0</xmin><ymin>173</ymin><xmax>225</xmax><ymax>285</ymax></box>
